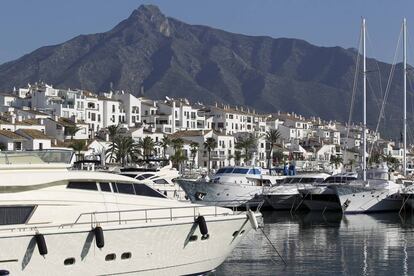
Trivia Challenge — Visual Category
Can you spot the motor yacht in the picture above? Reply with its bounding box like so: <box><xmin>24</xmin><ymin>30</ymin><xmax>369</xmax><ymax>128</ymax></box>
<box><xmin>119</xmin><ymin>163</ymin><xmax>187</xmax><ymax>200</ymax></box>
<box><xmin>298</xmin><ymin>172</ymin><xmax>358</xmax><ymax>211</ymax></box>
<box><xmin>0</xmin><ymin>150</ymin><xmax>260</xmax><ymax>275</ymax></box>
<box><xmin>328</xmin><ymin>164</ymin><xmax>404</xmax><ymax>213</ymax></box>
<box><xmin>176</xmin><ymin>166</ymin><xmax>281</xmax><ymax>208</ymax></box>
<box><xmin>264</xmin><ymin>173</ymin><xmax>329</xmax><ymax>210</ymax></box>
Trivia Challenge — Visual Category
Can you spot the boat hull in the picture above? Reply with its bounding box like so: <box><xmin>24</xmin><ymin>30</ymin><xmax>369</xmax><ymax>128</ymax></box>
<box><xmin>176</xmin><ymin>179</ymin><xmax>263</xmax><ymax>208</ymax></box>
<box><xmin>300</xmin><ymin>187</ymin><xmax>342</xmax><ymax>211</ymax></box>
<box><xmin>333</xmin><ymin>186</ymin><xmax>403</xmax><ymax>213</ymax></box>
<box><xmin>0</xmin><ymin>215</ymin><xmax>256</xmax><ymax>275</ymax></box>
<box><xmin>264</xmin><ymin>194</ymin><xmax>301</xmax><ymax>210</ymax></box>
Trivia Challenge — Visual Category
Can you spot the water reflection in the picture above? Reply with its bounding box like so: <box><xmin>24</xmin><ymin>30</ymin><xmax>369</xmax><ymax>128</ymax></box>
<box><xmin>214</xmin><ymin>211</ymin><xmax>414</xmax><ymax>276</ymax></box>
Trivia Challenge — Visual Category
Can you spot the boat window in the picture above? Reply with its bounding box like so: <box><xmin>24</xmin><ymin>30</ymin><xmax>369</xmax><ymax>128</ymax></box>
<box><xmin>121</xmin><ymin>252</ymin><xmax>132</xmax><ymax>260</ymax></box>
<box><xmin>111</xmin><ymin>183</ymin><xmax>118</xmax><ymax>193</ymax></box>
<box><xmin>99</xmin><ymin>182</ymin><xmax>111</xmax><ymax>192</ymax></box>
<box><xmin>140</xmin><ymin>174</ymin><xmax>154</xmax><ymax>179</ymax></box>
<box><xmin>250</xmin><ymin>168</ymin><xmax>261</xmax><ymax>175</ymax></box>
<box><xmin>67</xmin><ymin>182</ymin><xmax>98</xmax><ymax>191</ymax></box>
<box><xmin>105</xmin><ymin>254</ymin><xmax>116</xmax><ymax>261</ymax></box>
<box><xmin>115</xmin><ymin>183</ymin><xmax>135</xmax><ymax>195</ymax></box>
<box><xmin>0</xmin><ymin>205</ymin><xmax>35</xmax><ymax>225</ymax></box>
<box><xmin>233</xmin><ymin>168</ymin><xmax>249</xmax><ymax>174</ymax></box>
<box><xmin>223</xmin><ymin>168</ymin><xmax>234</xmax><ymax>173</ymax></box>
<box><xmin>216</xmin><ymin>168</ymin><xmax>226</xmax><ymax>174</ymax></box>
<box><xmin>64</xmin><ymin>258</ymin><xmax>75</xmax><ymax>265</ymax></box>
<box><xmin>153</xmin><ymin>179</ymin><xmax>169</xmax><ymax>184</ymax></box>
<box><xmin>133</xmin><ymin>184</ymin><xmax>166</xmax><ymax>198</ymax></box>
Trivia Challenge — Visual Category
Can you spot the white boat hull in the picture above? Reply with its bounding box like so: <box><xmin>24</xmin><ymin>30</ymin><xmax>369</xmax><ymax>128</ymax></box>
<box><xmin>334</xmin><ymin>186</ymin><xmax>403</xmax><ymax>213</ymax></box>
<box><xmin>264</xmin><ymin>194</ymin><xmax>300</xmax><ymax>210</ymax></box>
<box><xmin>300</xmin><ymin>187</ymin><xmax>342</xmax><ymax>211</ymax></box>
<box><xmin>0</xmin><ymin>215</ymin><xmax>256</xmax><ymax>275</ymax></box>
<box><xmin>176</xmin><ymin>179</ymin><xmax>263</xmax><ymax>208</ymax></box>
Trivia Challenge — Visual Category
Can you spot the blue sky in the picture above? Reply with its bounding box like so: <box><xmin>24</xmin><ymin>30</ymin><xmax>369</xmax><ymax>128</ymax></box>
<box><xmin>0</xmin><ymin>0</ymin><xmax>413</xmax><ymax>64</ymax></box>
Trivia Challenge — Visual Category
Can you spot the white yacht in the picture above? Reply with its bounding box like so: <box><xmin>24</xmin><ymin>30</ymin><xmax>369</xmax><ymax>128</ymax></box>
<box><xmin>298</xmin><ymin>173</ymin><xmax>358</xmax><ymax>211</ymax></box>
<box><xmin>0</xmin><ymin>151</ymin><xmax>261</xmax><ymax>275</ymax></box>
<box><xmin>328</xmin><ymin>165</ymin><xmax>404</xmax><ymax>213</ymax></box>
<box><xmin>118</xmin><ymin>163</ymin><xmax>187</xmax><ymax>200</ymax></box>
<box><xmin>264</xmin><ymin>173</ymin><xmax>329</xmax><ymax>210</ymax></box>
<box><xmin>176</xmin><ymin>166</ymin><xmax>281</xmax><ymax>208</ymax></box>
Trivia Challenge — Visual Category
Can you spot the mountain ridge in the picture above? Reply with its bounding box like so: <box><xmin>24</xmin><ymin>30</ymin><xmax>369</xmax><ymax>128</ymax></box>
<box><xmin>0</xmin><ymin>4</ymin><xmax>410</xmax><ymax>140</ymax></box>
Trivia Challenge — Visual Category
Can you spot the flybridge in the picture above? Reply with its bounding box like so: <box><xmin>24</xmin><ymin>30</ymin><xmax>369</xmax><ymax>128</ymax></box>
<box><xmin>0</xmin><ymin>149</ymin><xmax>73</xmax><ymax>167</ymax></box>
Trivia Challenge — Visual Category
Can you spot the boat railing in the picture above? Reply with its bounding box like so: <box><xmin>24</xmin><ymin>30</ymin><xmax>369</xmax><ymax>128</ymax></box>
<box><xmin>0</xmin><ymin>205</ymin><xmax>249</xmax><ymax>233</ymax></box>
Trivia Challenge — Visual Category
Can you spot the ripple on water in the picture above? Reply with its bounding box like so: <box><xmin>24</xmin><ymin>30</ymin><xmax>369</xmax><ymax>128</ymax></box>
<box><xmin>214</xmin><ymin>211</ymin><xmax>414</xmax><ymax>276</ymax></box>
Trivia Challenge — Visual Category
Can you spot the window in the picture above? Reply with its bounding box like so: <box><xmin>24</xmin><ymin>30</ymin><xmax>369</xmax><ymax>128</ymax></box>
<box><xmin>233</xmin><ymin>168</ymin><xmax>249</xmax><ymax>174</ymax></box>
<box><xmin>100</xmin><ymin>182</ymin><xmax>111</xmax><ymax>192</ymax></box>
<box><xmin>14</xmin><ymin>142</ymin><xmax>22</xmax><ymax>151</ymax></box>
<box><xmin>112</xmin><ymin>105</ymin><xmax>115</xmax><ymax>113</ymax></box>
<box><xmin>64</xmin><ymin>258</ymin><xmax>75</xmax><ymax>266</ymax></box>
<box><xmin>136</xmin><ymin>173</ymin><xmax>154</xmax><ymax>180</ymax></box>
<box><xmin>0</xmin><ymin>206</ymin><xmax>35</xmax><ymax>225</ymax></box>
<box><xmin>39</xmin><ymin>143</ymin><xmax>43</xmax><ymax>150</ymax></box>
<box><xmin>67</xmin><ymin>182</ymin><xmax>98</xmax><ymax>191</ymax></box>
<box><xmin>133</xmin><ymin>184</ymin><xmax>166</xmax><ymax>198</ymax></box>
<box><xmin>115</xmin><ymin>183</ymin><xmax>135</xmax><ymax>195</ymax></box>
<box><xmin>153</xmin><ymin>179</ymin><xmax>169</xmax><ymax>184</ymax></box>
<box><xmin>121</xmin><ymin>252</ymin><xmax>132</xmax><ymax>260</ymax></box>
<box><xmin>105</xmin><ymin>254</ymin><xmax>116</xmax><ymax>261</ymax></box>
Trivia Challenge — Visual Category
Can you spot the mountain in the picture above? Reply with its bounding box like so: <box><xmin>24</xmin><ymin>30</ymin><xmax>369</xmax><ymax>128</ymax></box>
<box><xmin>0</xmin><ymin>5</ymin><xmax>410</xmax><ymax>139</ymax></box>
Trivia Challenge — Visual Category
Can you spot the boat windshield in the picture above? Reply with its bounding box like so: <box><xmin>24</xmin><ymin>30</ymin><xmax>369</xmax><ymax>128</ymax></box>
<box><xmin>0</xmin><ymin>150</ymin><xmax>73</xmax><ymax>165</ymax></box>
<box><xmin>232</xmin><ymin>168</ymin><xmax>250</xmax><ymax>174</ymax></box>
<box><xmin>248</xmin><ymin>168</ymin><xmax>261</xmax><ymax>175</ymax></box>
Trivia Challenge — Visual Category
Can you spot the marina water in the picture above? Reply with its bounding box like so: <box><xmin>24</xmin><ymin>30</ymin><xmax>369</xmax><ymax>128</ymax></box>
<box><xmin>215</xmin><ymin>210</ymin><xmax>414</xmax><ymax>275</ymax></box>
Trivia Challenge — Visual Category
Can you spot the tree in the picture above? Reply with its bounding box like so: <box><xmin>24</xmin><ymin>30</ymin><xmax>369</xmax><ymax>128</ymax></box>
<box><xmin>235</xmin><ymin>134</ymin><xmax>257</xmax><ymax>163</ymax></box>
<box><xmin>66</xmin><ymin>125</ymin><xmax>81</xmax><ymax>140</ymax></box>
<box><xmin>138</xmin><ymin>136</ymin><xmax>155</xmax><ymax>160</ymax></box>
<box><xmin>203</xmin><ymin>137</ymin><xmax>217</xmax><ymax>173</ymax></box>
<box><xmin>159</xmin><ymin>135</ymin><xmax>171</xmax><ymax>158</ymax></box>
<box><xmin>0</xmin><ymin>143</ymin><xmax>6</xmax><ymax>151</ymax></box>
<box><xmin>234</xmin><ymin>150</ymin><xmax>242</xmax><ymax>166</ymax></box>
<box><xmin>330</xmin><ymin>155</ymin><xmax>343</xmax><ymax>169</ymax></box>
<box><xmin>265</xmin><ymin>129</ymin><xmax>281</xmax><ymax>174</ymax></box>
<box><xmin>383</xmin><ymin>154</ymin><xmax>400</xmax><ymax>170</ymax></box>
<box><xmin>171</xmin><ymin>138</ymin><xmax>186</xmax><ymax>171</ymax></box>
<box><xmin>107</xmin><ymin>136</ymin><xmax>141</xmax><ymax>166</ymax></box>
<box><xmin>190</xmin><ymin>142</ymin><xmax>199</xmax><ymax>169</ymax></box>
<box><xmin>70</xmin><ymin>140</ymin><xmax>87</xmax><ymax>161</ymax></box>
<box><xmin>273</xmin><ymin>150</ymin><xmax>285</xmax><ymax>165</ymax></box>
<box><xmin>106</xmin><ymin>124</ymin><xmax>120</xmax><ymax>163</ymax></box>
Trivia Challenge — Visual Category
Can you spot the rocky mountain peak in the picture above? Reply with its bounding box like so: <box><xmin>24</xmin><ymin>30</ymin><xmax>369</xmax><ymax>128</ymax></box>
<box><xmin>129</xmin><ymin>4</ymin><xmax>171</xmax><ymax>37</ymax></box>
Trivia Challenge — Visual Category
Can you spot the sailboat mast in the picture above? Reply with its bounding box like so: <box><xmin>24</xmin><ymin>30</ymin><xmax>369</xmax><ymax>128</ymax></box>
<box><xmin>362</xmin><ymin>18</ymin><xmax>367</xmax><ymax>182</ymax></box>
<box><xmin>403</xmin><ymin>18</ymin><xmax>407</xmax><ymax>176</ymax></box>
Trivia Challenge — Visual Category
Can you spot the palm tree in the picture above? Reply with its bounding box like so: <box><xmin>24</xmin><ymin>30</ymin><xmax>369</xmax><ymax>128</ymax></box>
<box><xmin>70</xmin><ymin>140</ymin><xmax>86</xmax><ymax>161</ymax></box>
<box><xmin>190</xmin><ymin>142</ymin><xmax>199</xmax><ymax>169</ymax></box>
<box><xmin>138</xmin><ymin>137</ymin><xmax>155</xmax><ymax>160</ymax></box>
<box><xmin>203</xmin><ymin>137</ymin><xmax>217</xmax><ymax>173</ymax></box>
<box><xmin>66</xmin><ymin>125</ymin><xmax>81</xmax><ymax>140</ymax></box>
<box><xmin>171</xmin><ymin>150</ymin><xmax>188</xmax><ymax>173</ymax></box>
<box><xmin>159</xmin><ymin>135</ymin><xmax>171</xmax><ymax>159</ymax></box>
<box><xmin>235</xmin><ymin>134</ymin><xmax>257</xmax><ymax>163</ymax></box>
<box><xmin>330</xmin><ymin>155</ymin><xmax>343</xmax><ymax>169</ymax></box>
<box><xmin>107</xmin><ymin>124</ymin><xmax>120</xmax><ymax>163</ymax></box>
<box><xmin>171</xmin><ymin>138</ymin><xmax>186</xmax><ymax>171</ymax></box>
<box><xmin>234</xmin><ymin>150</ymin><xmax>242</xmax><ymax>166</ymax></box>
<box><xmin>107</xmin><ymin>136</ymin><xmax>140</xmax><ymax>166</ymax></box>
<box><xmin>265</xmin><ymin>129</ymin><xmax>281</xmax><ymax>174</ymax></box>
